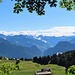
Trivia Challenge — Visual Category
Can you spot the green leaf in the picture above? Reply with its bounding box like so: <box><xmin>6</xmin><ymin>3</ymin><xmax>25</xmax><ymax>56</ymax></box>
<box><xmin>0</xmin><ymin>0</ymin><xmax>2</xmax><ymax>2</ymax></box>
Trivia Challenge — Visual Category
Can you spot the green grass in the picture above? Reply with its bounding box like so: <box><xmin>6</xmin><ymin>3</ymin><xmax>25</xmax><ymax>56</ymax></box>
<box><xmin>0</xmin><ymin>60</ymin><xmax>65</xmax><ymax>75</ymax></box>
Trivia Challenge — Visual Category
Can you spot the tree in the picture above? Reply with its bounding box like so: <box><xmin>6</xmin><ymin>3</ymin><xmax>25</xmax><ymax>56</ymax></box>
<box><xmin>59</xmin><ymin>0</ymin><xmax>75</xmax><ymax>11</ymax></box>
<box><xmin>32</xmin><ymin>56</ymin><xmax>38</xmax><ymax>63</ymax></box>
<box><xmin>0</xmin><ymin>63</ymin><xmax>17</xmax><ymax>75</ymax></box>
<box><xmin>66</xmin><ymin>65</ymin><xmax>75</xmax><ymax>75</ymax></box>
<box><xmin>15</xmin><ymin>59</ymin><xmax>20</xmax><ymax>70</ymax></box>
<box><xmin>12</xmin><ymin>0</ymin><xmax>57</xmax><ymax>15</ymax></box>
<box><xmin>12</xmin><ymin>0</ymin><xmax>75</xmax><ymax>15</ymax></box>
<box><xmin>15</xmin><ymin>60</ymin><xmax>20</xmax><ymax>65</ymax></box>
<box><xmin>0</xmin><ymin>0</ymin><xmax>2</xmax><ymax>2</ymax></box>
<box><xmin>1</xmin><ymin>0</ymin><xmax>75</xmax><ymax>15</ymax></box>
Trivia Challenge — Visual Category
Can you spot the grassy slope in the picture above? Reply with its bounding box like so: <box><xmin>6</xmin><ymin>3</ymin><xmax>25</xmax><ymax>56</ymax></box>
<box><xmin>0</xmin><ymin>60</ymin><xmax>65</xmax><ymax>75</ymax></box>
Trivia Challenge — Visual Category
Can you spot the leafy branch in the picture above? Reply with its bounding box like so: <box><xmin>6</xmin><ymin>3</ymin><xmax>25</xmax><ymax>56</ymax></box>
<box><xmin>12</xmin><ymin>0</ymin><xmax>57</xmax><ymax>15</ymax></box>
<box><xmin>0</xmin><ymin>63</ymin><xmax>20</xmax><ymax>75</ymax></box>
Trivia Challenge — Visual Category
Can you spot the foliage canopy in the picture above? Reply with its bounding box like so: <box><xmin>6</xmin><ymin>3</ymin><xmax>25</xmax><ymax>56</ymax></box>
<box><xmin>0</xmin><ymin>63</ymin><xmax>16</xmax><ymax>74</ymax></box>
<box><xmin>59</xmin><ymin>0</ymin><xmax>75</xmax><ymax>11</ymax></box>
<box><xmin>66</xmin><ymin>65</ymin><xmax>75</xmax><ymax>75</ymax></box>
<box><xmin>0</xmin><ymin>0</ymin><xmax>2</xmax><ymax>2</ymax></box>
<box><xmin>12</xmin><ymin>0</ymin><xmax>75</xmax><ymax>15</ymax></box>
<box><xmin>1</xmin><ymin>0</ymin><xmax>75</xmax><ymax>15</ymax></box>
<box><xmin>12</xmin><ymin>0</ymin><xmax>57</xmax><ymax>15</ymax></box>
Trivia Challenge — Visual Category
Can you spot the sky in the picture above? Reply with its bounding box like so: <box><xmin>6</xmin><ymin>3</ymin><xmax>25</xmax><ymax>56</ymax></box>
<box><xmin>0</xmin><ymin>0</ymin><xmax>75</xmax><ymax>36</ymax></box>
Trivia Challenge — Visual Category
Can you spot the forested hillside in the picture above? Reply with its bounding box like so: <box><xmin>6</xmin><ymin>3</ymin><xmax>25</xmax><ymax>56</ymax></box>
<box><xmin>33</xmin><ymin>50</ymin><xmax>75</xmax><ymax>70</ymax></box>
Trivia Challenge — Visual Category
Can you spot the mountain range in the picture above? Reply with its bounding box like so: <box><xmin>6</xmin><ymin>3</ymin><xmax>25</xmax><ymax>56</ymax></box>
<box><xmin>43</xmin><ymin>41</ymin><xmax>75</xmax><ymax>56</ymax></box>
<box><xmin>0</xmin><ymin>34</ymin><xmax>50</xmax><ymax>52</ymax></box>
<box><xmin>0</xmin><ymin>34</ymin><xmax>75</xmax><ymax>58</ymax></box>
<box><xmin>0</xmin><ymin>37</ymin><xmax>42</xmax><ymax>58</ymax></box>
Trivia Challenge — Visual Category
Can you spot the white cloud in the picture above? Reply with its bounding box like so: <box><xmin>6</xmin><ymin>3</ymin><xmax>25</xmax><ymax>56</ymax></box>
<box><xmin>0</xmin><ymin>26</ymin><xmax>75</xmax><ymax>37</ymax></box>
<box><xmin>37</xmin><ymin>26</ymin><xmax>75</xmax><ymax>36</ymax></box>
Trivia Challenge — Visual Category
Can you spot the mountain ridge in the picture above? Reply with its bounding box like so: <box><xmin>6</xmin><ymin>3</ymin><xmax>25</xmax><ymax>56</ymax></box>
<box><xmin>1</xmin><ymin>34</ymin><xmax>75</xmax><ymax>58</ymax></box>
<box><xmin>0</xmin><ymin>37</ymin><xmax>42</xmax><ymax>58</ymax></box>
<box><xmin>43</xmin><ymin>41</ymin><xmax>75</xmax><ymax>56</ymax></box>
<box><xmin>0</xmin><ymin>34</ymin><xmax>50</xmax><ymax>52</ymax></box>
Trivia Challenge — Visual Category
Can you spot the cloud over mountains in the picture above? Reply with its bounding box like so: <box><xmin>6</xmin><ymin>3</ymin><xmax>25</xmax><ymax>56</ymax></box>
<box><xmin>0</xmin><ymin>26</ymin><xmax>75</xmax><ymax>37</ymax></box>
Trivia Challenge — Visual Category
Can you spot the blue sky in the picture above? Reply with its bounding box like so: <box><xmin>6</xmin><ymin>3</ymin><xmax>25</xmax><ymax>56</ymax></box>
<box><xmin>0</xmin><ymin>0</ymin><xmax>75</xmax><ymax>36</ymax></box>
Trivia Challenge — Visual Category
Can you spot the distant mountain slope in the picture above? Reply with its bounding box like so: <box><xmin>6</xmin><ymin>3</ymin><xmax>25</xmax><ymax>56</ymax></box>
<box><xmin>37</xmin><ymin>35</ymin><xmax>75</xmax><ymax>47</ymax></box>
<box><xmin>70</xmin><ymin>38</ymin><xmax>75</xmax><ymax>44</ymax></box>
<box><xmin>43</xmin><ymin>41</ymin><xmax>75</xmax><ymax>56</ymax></box>
<box><xmin>0</xmin><ymin>37</ymin><xmax>42</xmax><ymax>58</ymax></box>
<box><xmin>1</xmin><ymin>34</ymin><xmax>75</xmax><ymax>55</ymax></box>
<box><xmin>0</xmin><ymin>34</ymin><xmax>50</xmax><ymax>52</ymax></box>
<box><xmin>1</xmin><ymin>34</ymin><xmax>75</xmax><ymax>51</ymax></box>
<box><xmin>37</xmin><ymin>35</ymin><xmax>62</xmax><ymax>47</ymax></box>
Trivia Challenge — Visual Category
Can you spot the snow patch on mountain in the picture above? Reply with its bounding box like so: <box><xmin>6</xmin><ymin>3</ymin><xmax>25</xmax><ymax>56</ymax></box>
<box><xmin>34</xmin><ymin>37</ymin><xmax>47</xmax><ymax>43</ymax></box>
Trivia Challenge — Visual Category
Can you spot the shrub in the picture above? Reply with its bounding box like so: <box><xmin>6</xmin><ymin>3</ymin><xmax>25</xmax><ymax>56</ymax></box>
<box><xmin>66</xmin><ymin>65</ymin><xmax>75</xmax><ymax>75</ymax></box>
<box><xmin>0</xmin><ymin>63</ymin><xmax>18</xmax><ymax>75</ymax></box>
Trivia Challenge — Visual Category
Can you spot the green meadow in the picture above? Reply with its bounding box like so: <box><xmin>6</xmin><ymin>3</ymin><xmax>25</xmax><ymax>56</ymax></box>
<box><xmin>0</xmin><ymin>60</ymin><xmax>65</xmax><ymax>75</ymax></box>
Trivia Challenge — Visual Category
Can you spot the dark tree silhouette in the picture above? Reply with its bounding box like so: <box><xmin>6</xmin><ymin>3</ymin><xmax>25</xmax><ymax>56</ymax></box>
<box><xmin>33</xmin><ymin>56</ymin><xmax>38</xmax><ymax>63</ymax></box>
<box><xmin>12</xmin><ymin>0</ymin><xmax>75</xmax><ymax>15</ymax></box>
<box><xmin>15</xmin><ymin>59</ymin><xmax>20</xmax><ymax>65</ymax></box>
<box><xmin>1</xmin><ymin>0</ymin><xmax>75</xmax><ymax>15</ymax></box>
<box><xmin>12</xmin><ymin>0</ymin><xmax>57</xmax><ymax>15</ymax></box>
